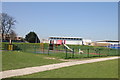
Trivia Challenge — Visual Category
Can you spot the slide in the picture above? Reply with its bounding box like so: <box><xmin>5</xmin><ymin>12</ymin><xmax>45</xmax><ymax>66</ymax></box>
<box><xmin>63</xmin><ymin>44</ymin><xmax>73</xmax><ymax>52</ymax></box>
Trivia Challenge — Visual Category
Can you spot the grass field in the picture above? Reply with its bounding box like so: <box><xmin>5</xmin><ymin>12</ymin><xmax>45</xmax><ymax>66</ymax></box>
<box><xmin>2</xmin><ymin>50</ymin><xmax>109</xmax><ymax>71</ymax></box>
<box><xmin>2</xmin><ymin>42</ymin><xmax>119</xmax><ymax>72</ymax></box>
<box><xmin>3</xmin><ymin>50</ymin><xmax>117</xmax><ymax>71</ymax></box>
<box><xmin>2</xmin><ymin>43</ymin><xmax>119</xmax><ymax>78</ymax></box>
<box><xmin>2</xmin><ymin>51</ymin><xmax>63</xmax><ymax>71</ymax></box>
<box><xmin>15</xmin><ymin>59</ymin><xmax>118</xmax><ymax>78</ymax></box>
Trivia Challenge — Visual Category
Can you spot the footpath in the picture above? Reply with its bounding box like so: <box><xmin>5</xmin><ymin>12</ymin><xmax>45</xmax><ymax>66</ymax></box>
<box><xmin>0</xmin><ymin>56</ymin><xmax>119</xmax><ymax>79</ymax></box>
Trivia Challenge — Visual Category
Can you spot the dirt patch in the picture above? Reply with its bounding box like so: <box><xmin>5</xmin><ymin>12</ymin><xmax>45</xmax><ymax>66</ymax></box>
<box><xmin>44</xmin><ymin>57</ymin><xmax>71</xmax><ymax>61</ymax></box>
<box><xmin>44</xmin><ymin>57</ymin><xmax>56</xmax><ymax>60</ymax></box>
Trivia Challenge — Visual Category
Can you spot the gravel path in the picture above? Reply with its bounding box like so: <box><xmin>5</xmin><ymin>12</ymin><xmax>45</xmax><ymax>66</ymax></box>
<box><xmin>1</xmin><ymin>56</ymin><xmax>119</xmax><ymax>79</ymax></box>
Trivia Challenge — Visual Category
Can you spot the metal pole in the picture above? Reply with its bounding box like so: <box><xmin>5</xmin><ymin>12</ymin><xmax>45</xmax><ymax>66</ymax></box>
<box><xmin>24</xmin><ymin>44</ymin><xmax>26</xmax><ymax>52</ymax></box>
<box><xmin>34</xmin><ymin>45</ymin><xmax>36</xmax><ymax>53</ymax></box>
<box><xmin>43</xmin><ymin>44</ymin><xmax>44</xmax><ymax>54</ymax></box>
<box><xmin>48</xmin><ymin>47</ymin><xmax>49</xmax><ymax>55</ymax></box>
<box><xmin>87</xmin><ymin>49</ymin><xmax>89</xmax><ymax>58</ymax></box>
<box><xmin>99</xmin><ymin>49</ymin><xmax>100</xmax><ymax>57</ymax></box>
<box><xmin>23</xmin><ymin>44</ymin><xmax>25</xmax><ymax>52</ymax></box>
<box><xmin>107</xmin><ymin>49</ymin><xmax>110</xmax><ymax>56</ymax></box>
<box><xmin>72</xmin><ymin>48</ymin><xmax>74</xmax><ymax>58</ymax></box>
<box><xmin>117</xmin><ymin>49</ymin><xmax>119</xmax><ymax>56</ymax></box>
<box><xmin>65</xmin><ymin>48</ymin><xmax>67</xmax><ymax>59</ymax></box>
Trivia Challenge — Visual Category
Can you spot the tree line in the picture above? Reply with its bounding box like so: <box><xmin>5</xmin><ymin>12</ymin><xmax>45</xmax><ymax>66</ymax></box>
<box><xmin>0</xmin><ymin>13</ymin><xmax>40</xmax><ymax>43</ymax></box>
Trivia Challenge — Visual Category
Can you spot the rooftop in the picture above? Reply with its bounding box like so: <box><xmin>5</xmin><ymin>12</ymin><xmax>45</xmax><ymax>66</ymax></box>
<box><xmin>49</xmin><ymin>36</ymin><xmax>82</xmax><ymax>39</ymax></box>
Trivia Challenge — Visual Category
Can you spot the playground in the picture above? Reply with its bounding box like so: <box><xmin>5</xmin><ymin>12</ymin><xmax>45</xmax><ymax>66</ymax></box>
<box><xmin>2</xmin><ymin>40</ymin><xmax>119</xmax><ymax>59</ymax></box>
<box><xmin>1</xmin><ymin>2</ymin><xmax>119</xmax><ymax>78</ymax></box>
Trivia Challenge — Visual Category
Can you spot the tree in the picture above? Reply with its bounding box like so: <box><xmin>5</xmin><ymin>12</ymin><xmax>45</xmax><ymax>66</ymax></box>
<box><xmin>0</xmin><ymin>13</ymin><xmax>16</xmax><ymax>40</ymax></box>
<box><xmin>25</xmin><ymin>32</ymin><xmax>40</xmax><ymax>43</ymax></box>
<box><xmin>9</xmin><ymin>30</ymin><xmax>17</xmax><ymax>40</ymax></box>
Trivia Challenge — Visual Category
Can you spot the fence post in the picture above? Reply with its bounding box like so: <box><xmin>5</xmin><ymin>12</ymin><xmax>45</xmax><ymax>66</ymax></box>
<box><xmin>99</xmin><ymin>49</ymin><xmax>100</xmax><ymax>57</ymax></box>
<box><xmin>72</xmin><ymin>48</ymin><xmax>74</xmax><ymax>58</ymax></box>
<box><xmin>34</xmin><ymin>45</ymin><xmax>36</xmax><ymax>53</ymax></box>
<box><xmin>117</xmin><ymin>48</ymin><xmax>120</xmax><ymax>56</ymax></box>
<box><xmin>23</xmin><ymin>44</ymin><xmax>25</xmax><ymax>52</ymax></box>
<box><xmin>107</xmin><ymin>49</ymin><xmax>109</xmax><ymax>56</ymax></box>
<box><xmin>87</xmin><ymin>49</ymin><xmax>89</xmax><ymax>58</ymax></box>
<box><xmin>43</xmin><ymin>45</ymin><xmax>44</xmax><ymax>54</ymax></box>
<box><xmin>48</xmin><ymin>47</ymin><xmax>49</xmax><ymax>55</ymax></box>
<box><xmin>65</xmin><ymin>48</ymin><xmax>67</xmax><ymax>59</ymax></box>
<box><xmin>24</xmin><ymin>44</ymin><xmax>25</xmax><ymax>52</ymax></box>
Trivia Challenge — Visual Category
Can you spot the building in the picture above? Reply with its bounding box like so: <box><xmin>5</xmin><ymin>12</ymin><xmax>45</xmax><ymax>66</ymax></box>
<box><xmin>0</xmin><ymin>34</ymin><xmax>24</xmax><ymax>42</ymax></box>
<box><xmin>49</xmin><ymin>36</ymin><xmax>92</xmax><ymax>45</ymax></box>
<box><xmin>41</xmin><ymin>39</ymin><xmax>49</xmax><ymax>43</ymax></box>
<box><xmin>83</xmin><ymin>39</ymin><xmax>92</xmax><ymax>45</ymax></box>
<box><xmin>14</xmin><ymin>37</ymin><xmax>23</xmax><ymax>41</ymax></box>
<box><xmin>92</xmin><ymin>40</ymin><xmax>120</xmax><ymax>46</ymax></box>
<box><xmin>91</xmin><ymin>40</ymin><xmax>120</xmax><ymax>49</ymax></box>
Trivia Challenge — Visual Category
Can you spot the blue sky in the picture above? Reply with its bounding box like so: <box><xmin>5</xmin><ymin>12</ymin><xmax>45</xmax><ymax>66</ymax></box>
<box><xmin>2</xmin><ymin>2</ymin><xmax>118</xmax><ymax>41</ymax></box>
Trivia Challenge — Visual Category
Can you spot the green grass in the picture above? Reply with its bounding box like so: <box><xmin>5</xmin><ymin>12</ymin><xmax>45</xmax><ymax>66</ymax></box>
<box><xmin>41</xmin><ymin>51</ymin><xmax>118</xmax><ymax>59</ymax></box>
<box><xmin>2</xmin><ymin>51</ymin><xmax>63</xmax><ymax>71</ymax></box>
<box><xmin>15</xmin><ymin>59</ymin><xmax>118</xmax><ymax>78</ymax></box>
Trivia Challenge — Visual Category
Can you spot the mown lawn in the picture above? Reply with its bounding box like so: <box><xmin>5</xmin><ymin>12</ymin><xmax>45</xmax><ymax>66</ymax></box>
<box><xmin>41</xmin><ymin>51</ymin><xmax>117</xmax><ymax>59</ymax></box>
<box><xmin>2</xmin><ymin>51</ymin><xmax>63</xmax><ymax>71</ymax></box>
<box><xmin>15</xmin><ymin>59</ymin><xmax>118</xmax><ymax>78</ymax></box>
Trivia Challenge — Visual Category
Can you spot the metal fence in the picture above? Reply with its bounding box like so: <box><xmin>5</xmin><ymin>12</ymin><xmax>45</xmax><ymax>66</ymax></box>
<box><xmin>3</xmin><ymin>43</ymin><xmax>119</xmax><ymax>59</ymax></box>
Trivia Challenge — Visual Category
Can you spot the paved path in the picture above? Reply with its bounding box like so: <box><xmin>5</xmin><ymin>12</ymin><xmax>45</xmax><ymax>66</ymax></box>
<box><xmin>1</xmin><ymin>56</ymin><xmax>119</xmax><ymax>79</ymax></box>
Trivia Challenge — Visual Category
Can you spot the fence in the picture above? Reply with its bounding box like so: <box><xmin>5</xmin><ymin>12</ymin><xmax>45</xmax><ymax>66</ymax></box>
<box><xmin>2</xmin><ymin>43</ymin><xmax>119</xmax><ymax>59</ymax></box>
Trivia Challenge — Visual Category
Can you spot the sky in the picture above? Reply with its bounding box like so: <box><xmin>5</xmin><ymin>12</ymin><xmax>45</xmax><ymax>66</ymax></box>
<box><xmin>2</xmin><ymin>2</ymin><xmax>118</xmax><ymax>41</ymax></box>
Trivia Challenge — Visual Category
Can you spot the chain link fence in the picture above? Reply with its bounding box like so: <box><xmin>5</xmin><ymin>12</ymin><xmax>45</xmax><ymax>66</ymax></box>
<box><xmin>2</xmin><ymin>43</ymin><xmax>119</xmax><ymax>59</ymax></box>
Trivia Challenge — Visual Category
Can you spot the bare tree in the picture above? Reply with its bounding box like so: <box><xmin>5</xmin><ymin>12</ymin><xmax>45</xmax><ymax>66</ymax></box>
<box><xmin>0</xmin><ymin>13</ymin><xmax>16</xmax><ymax>40</ymax></box>
<box><xmin>9</xmin><ymin>30</ymin><xmax>17</xmax><ymax>40</ymax></box>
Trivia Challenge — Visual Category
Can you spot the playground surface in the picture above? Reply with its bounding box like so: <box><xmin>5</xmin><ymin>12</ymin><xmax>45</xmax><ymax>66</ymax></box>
<box><xmin>1</xmin><ymin>56</ymin><xmax>119</xmax><ymax>79</ymax></box>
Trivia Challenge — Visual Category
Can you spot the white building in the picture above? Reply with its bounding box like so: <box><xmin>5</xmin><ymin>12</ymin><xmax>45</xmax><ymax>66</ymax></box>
<box><xmin>91</xmin><ymin>40</ymin><xmax>120</xmax><ymax>47</ymax></box>
<box><xmin>83</xmin><ymin>39</ymin><xmax>92</xmax><ymax>45</ymax></box>
<box><xmin>41</xmin><ymin>39</ymin><xmax>49</xmax><ymax>43</ymax></box>
<box><xmin>49</xmin><ymin>36</ymin><xmax>92</xmax><ymax>45</ymax></box>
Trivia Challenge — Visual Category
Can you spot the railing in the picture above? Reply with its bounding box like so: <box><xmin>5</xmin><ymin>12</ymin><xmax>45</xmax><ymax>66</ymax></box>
<box><xmin>2</xmin><ymin>43</ymin><xmax>119</xmax><ymax>59</ymax></box>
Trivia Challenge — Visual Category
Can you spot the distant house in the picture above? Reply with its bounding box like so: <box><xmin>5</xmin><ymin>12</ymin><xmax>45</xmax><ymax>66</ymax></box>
<box><xmin>1</xmin><ymin>34</ymin><xmax>24</xmax><ymax>42</ymax></box>
<box><xmin>14</xmin><ymin>37</ymin><xmax>23</xmax><ymax>41</ymax></box>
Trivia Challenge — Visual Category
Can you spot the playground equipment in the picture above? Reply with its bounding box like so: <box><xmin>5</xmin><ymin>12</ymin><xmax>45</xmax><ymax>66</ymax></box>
<box><xmin>78</xmin><ymin>49</ymin><xmax>84</xmax><ymax>54</ymax></box>
<box><xmin>3</xmin><ymin>41</ymin><xmax>118</xmax><ymax>59</ymax></box>
<box><xmin>49</xmin><ymin>39</ymin><xmax>73</xmax><ymax>51</ymax></box>
<box><xmin>63</xmin><ymin>44</ymin><xmax>73</xmax><ymax>52</ymax></box>
<box><xmin>49</xmin><ymin>40</ymin><xmax>54</xmax><ymax>50</ymax></box>
<box><xmin>8</xmin><ymin>39</ymin><xmax>13</xmax><ymax>50</ymax></box>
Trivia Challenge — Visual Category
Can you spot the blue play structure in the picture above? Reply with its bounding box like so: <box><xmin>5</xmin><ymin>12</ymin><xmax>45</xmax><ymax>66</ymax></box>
<box><xmin>107</xmin><ymin>44</ymin><xmax>120</xmax><ymax>49</ymax></box>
